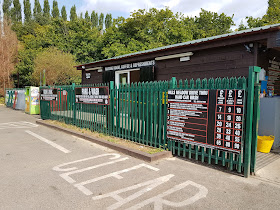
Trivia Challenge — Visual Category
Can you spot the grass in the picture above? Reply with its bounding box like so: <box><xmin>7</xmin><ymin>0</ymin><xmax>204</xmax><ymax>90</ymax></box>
<box><xmin>0</xmin><ymin>97</ymin><xmax>5</xmax><ymax>105</ymax></box>
<box><xmin>45</xmin><ymin>120</ymin><xmax>165</xmax><ymax>154</ymax></box>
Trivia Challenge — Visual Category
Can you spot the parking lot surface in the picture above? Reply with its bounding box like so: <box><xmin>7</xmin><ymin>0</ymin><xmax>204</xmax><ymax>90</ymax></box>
<box><xmin>1</xmin><ymin>105</ymin><xmax>280</xmax><ymax>210</ymax></box>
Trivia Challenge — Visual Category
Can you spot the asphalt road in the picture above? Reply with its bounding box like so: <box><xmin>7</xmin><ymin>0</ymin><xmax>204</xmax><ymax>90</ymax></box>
<box><xmin>0</xmin><ymin>105</ymin><xmax>280</xmax><ymax>210</ymax></box>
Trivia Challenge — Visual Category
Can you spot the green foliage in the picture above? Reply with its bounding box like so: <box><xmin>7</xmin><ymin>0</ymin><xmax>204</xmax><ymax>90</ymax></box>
<box><xmin>32</xmin><ymin>47</ymin><xmax>80</xmax><ymax>85</ymax></box>
<box><xmin>2</xmin><ymin>0</ymin><xmax>12</xmax><ymax>18</ymax></box>
<box><xmin>85</xmin><ymin>11</ymin><xmax>90</xmax><ymax>22</ymax></box>
<box><xmin>241</xmin><ymin>0</ymin><xmax>280</xmax><ymax>29</ymax></box>
<box><xmin>91</xmin><ymin>11</ymin><xmax>98</xmax><ymax>27</ymax></box>
<box><xmin>61</xmin><ymin>6</ymin><xmax>67</xmax><ymax>21</ymax></box>
<box><xmin>99</xmin><ymin>13</ymin><xmax>104</xmax><ymax>30</ymax></box>
<box><xmin>105</xmin><ymin>13</ymin><xmax>112</xmax><ymax>29</ymax></box>
<box><xmin>0</xmin><ymin>97</ymin><xmax>4</xmax><ymax>104</ymax></box>
<box><xmin>193</xmin><ymin>9</ymin><xmax>234</xmax><ymax>39</ymax></box>
<box><xmin>263</xmin><ymin>0</ymin><xmax>280</xmax><ymax>24</ymax></box>
<box><xmin>70</xmin><ymin>5</ymin><xmax>77</xmax><ymax>21</ymax></box>
<box><xmin>101</xmin><ymin>7</ymin><xmax>234</xmax><ymax>58</ymax></box>
<box><xmin>43</xmin><ymin>0</ymin><xmax>50</xmax><ymax>20</ymax></box>
<box><xmin>33</xmin><ymin>0</ymin><xmax>43</xmax><ymax>24</ymax></box>
<box><xmin>51</xmin><ymin>0</ymin><xmax>59</xmax><ymax>19</ymax></box>
<box><xmin>246</xmin><ymin>17</ymin><xmax>264</xmax><ymax>28</ymax></box>
<box><xmin>23</xmin><ymin>0</ymin><xmax>31</xmax><ymax>22</ymax></box>
<box><xmin>238</xmin><ymin>20</ymin><xmax>247</xmax><ymax>31</ymax></box>
<box><xmin>11</xmin><ymin>0</ymin><xmax>22</xmax><ymax>22</ymax></box>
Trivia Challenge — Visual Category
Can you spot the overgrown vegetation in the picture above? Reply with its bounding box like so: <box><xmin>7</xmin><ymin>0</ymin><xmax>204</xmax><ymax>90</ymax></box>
<box><xmin>0</xmin><ymin>0</ymin><xmax>279</xmax><ymax>89</ymax></box>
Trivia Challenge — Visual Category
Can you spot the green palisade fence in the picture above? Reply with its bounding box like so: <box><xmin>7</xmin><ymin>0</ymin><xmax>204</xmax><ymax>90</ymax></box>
<box><xmin>39</xmin><ymin>67</ymin><xmax>260</xmax><ymax>177</ymax></box>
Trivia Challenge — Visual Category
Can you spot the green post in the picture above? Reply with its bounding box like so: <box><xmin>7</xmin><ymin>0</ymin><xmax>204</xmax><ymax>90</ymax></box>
<box><xmin>251</xmin><ymin>66</ymin><xmax>261</xmax><ymax>174</ymax></box>
<box><xmin>244</xmin><ymin>66</ymin><xmax>259</xmax><ymax>178</ymax></box>
<box><xmin>72</xmin><ymin>83</ymin><xmax>76</xmax><ymax>125</ymax></box>
<box><xmin>169</xmin><ymin>77</ymin><xmax>177</xmax><ymax>152</ymax></box>
<box><xmin>110</xmin><ymin>81</ymin><xmax>114</xmax><ymax>135</ymax></box>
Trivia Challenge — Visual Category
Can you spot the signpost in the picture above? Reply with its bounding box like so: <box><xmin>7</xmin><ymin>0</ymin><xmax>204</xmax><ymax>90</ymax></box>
<box><xmin>167</xmin><ymin>89</ymin><xmax>245</xmax><ymax>154</ymax></box>
<box><xmin>75</xmin><ymin>87</ymin><xmax>110</xmax><ymax>105</ymax></box>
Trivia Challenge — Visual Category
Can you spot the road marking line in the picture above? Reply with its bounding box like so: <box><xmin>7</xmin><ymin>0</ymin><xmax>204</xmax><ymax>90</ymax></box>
<box><xmin>25</xmin><ymin>130</ymin><xmax>71</xmax><ymax>153</ymax></box>
<box><xmin>128</xmin><ymin>180</ymin><xmax>208</xmax><ymax>210</ymax></box>
<box><xmin>60</xmin><ymin>157</ymin><xmax>129</xmax><ymax>183</ymax></box>
<box><xmin>92</xmin><ymin>174</ymin><xmax>175</xmax><ymax>210</ymax></box>
<box><xmin>53</xmin><ymin>154</ymin><xmax>122</xmax><ymax>172</ymax></box>
<box><xmin>74</xmin><ymin>163</ymin><xmax>160</xmax><ymax>196</ymax></box>
<box><xmin>0</xmin><ymin>121</ymin><xmax>38</xmax><ymax>129</ymax></box>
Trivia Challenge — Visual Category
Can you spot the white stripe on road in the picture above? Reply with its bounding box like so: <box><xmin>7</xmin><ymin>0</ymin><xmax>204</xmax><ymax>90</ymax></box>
<box><xmin>0</xmin><ymin>121</ymin><xmax>38</xmax><ymax>129</ymax></box>
<box><xmin>25</xmin><ymin>130</ymin><xmax>71</xmax><ymax>153</ymax></box>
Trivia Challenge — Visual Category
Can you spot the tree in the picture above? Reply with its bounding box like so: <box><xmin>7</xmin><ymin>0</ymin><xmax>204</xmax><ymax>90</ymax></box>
<box><xmin>99</xmin><ymin>13</ymin><xmax>104</xmax><ymax>30</ymax></box>
<box><xmin>11</xmin><ymin>0</ymin><xmax>22</xmax><ymax>22</ymax></box>
<box><xmin>70</xmin><ymin>5</ymin><xmax>77</xmax><ymax>21</ymax></box>
<box><xmin>2</xmin><ymin>0</ymin><xmax>12</xmax><ymax>18</ymax></box>
<box><xmin>193</xmin><ymin>9</ymin><xmax>234</xmax><ymax>39</ymax></box>
<box><xmin>52</xmin><ymin>0</ymin><xmax>59</xmax><ymax>19</ymax></box>
<box><xmin>246</xmin><ymin>16</ymin><xmax>264</xmax><ymax>28</ymax></box>
<box><xmin>43</xmin><ymin>0</ymin><xmax>50</xmax><ymax>20</ymax></box>
<box><xmin>91</xmin><ymin>11</ymin><xmax>98</xmax><ymax>27</ymax></box>
<box><xmin>61</xmin><ymin>6</ymin><xmax>67</xmax><ymax>21</ymax></box>
<box><xmin>33</xmin><ymin>0</ymin><xmax>42</xmax><ymax>23</ymax></box>
<box><xmin>32</xmin><ymin>47</ymin><xmax>80</xmax><ymax>85</ymax></box>
<box><xmin>23</xmin><ymin>0</ymin><xmax>31</xmax><ymax>22</ymax></box>
<box><xmin>105</xmin><ymin>13</ymin><xmax>112</xmax><ymax>29</ymax></box>
<box><xmin>263</xmin><ymin>0</ymin><xmax>280</xmax><ymax>24</ymax></box>
<box><xmin>101</xmin><ymin>8</ymin><xmax>193</xmax><ymax>58</ymax></box>
<box><xmin>242</xmin><ymin>0</ymin><xmax>280</xmax><ymax>29</ymax></box>
<box><xmin>238</xmin><ymin>20</ymin><xmax>247</xmax><ymax>31</ymax></box>
<box><xmin>0</xmin><ymin>18</ymin><xmax>18</xmax><ymax>95</ymax></box>
<box><xmin>85</xmin><ymin>11</ymin><xmax>90</xmax><ymax>22</ymax></box>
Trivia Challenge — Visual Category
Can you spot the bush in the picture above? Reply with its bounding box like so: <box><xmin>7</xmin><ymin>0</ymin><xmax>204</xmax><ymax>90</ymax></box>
<box><xmin>0</xmin><ymin>97</ymin><xmax>5</xmax><ymax>104</ymax></box>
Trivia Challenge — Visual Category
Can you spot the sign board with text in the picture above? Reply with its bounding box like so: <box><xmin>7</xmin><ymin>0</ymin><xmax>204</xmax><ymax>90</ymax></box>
<box><xmin>40</xmin><ymin>88</ymin><xmax>58</xmax><ymax>101</ymax></box>
<box><xmin>167</xmin><ymin>89</ymin><xmax>245</xmax><ymax>154</ymax></box>
<box><xmin>75</xmin><ymin>87</ymin><xmax>109</xmax><ymax>105</ymax></box>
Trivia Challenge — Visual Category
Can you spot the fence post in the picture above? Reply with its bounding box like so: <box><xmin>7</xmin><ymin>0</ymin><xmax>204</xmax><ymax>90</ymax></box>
<box><xmin>72</xmin><ymin>83</ymin><xmax>76</xmax><ymax>125</ymax></box>
<box><xmin>110</xmin><ymin>81</ymin><xmax>114</xmax><ymax>135</ymax></box>
<box><xmin>251</xmin><ymin>66</ymin><xmax>261</xmax><ymax>174</ymax></box>
<box><xmin>169</xmin><ymin>77</ymin><xmax>177</xmax><ymax>151</ymax></box>
<box><xmin>244</xmin><ymin>66</ymin><xmax>260</xmax><ymax>178</ymax></box>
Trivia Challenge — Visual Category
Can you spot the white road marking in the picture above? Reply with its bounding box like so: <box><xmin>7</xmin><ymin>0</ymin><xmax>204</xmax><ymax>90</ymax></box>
<box><xmin>128</xmin><ymin>180</ymin><xmax>208</xmax><ymax>210</ymax></box>
<box><xmin>74</xmin><ymin>163</ymin><xmax>160</xmax><ymax>196</ymax></box>
<box><xmin>53</xmin><ymin>155</ymin><xmax>207</xmax><ymax>208</ymax></box>
<box><xmin>25</xmin><ymin>130</ymin><xmax>71</xmax><ymax>153</ymax></box>
<box><xmin>60</xmin><ymin>157</ymin><xmax>129</xmax><ymax>183</ymax></box>
<box><xmin>53</xmin><ymin>154</ymin><xmax>122</xmax><ymax>172</ymax></box>
<box><xmin>0</xmin><ymin>121</ymin><xmax>38</xmax><ymax>129</ymax></box>
<box><xmin>92</xmin><ymin>174</ymin><xmax>174</xmax><ymax>210</ymax></box>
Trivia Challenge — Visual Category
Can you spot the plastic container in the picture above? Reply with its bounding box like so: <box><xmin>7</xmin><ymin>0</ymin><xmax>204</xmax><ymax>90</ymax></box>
<box><xmin>257</xmin><ymin>136</ymin><xmax>275</xmax><ymax>153</ymax></box>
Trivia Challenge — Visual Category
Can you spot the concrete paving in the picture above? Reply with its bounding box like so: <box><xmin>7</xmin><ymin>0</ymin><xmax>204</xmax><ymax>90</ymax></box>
<box><xmin>0</xmin><ymin>105</ymin><xmax>280</xmax><ymax>210</ymax></box>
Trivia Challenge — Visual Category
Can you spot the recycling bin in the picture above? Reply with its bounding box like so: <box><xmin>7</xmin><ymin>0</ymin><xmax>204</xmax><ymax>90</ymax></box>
<box><xmin>25</xmin><ymin>86</ymin><xmax>40</xmax><ymax>114</ymax></box>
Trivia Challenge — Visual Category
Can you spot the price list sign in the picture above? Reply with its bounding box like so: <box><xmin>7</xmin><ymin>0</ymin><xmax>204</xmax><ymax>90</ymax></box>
<box><xmin>167</xmin><ymin>89</ymin><xmax>245</xmax><ymax>154</ymax></box>
<box><xmin>214</xmin><ymin>89</ymin><xmax>245</xmax><ymax>153</ymax></box>
<box><xmin>167</xmin><ymin>90</ymin><xmax>209</xmax><ymax>145</ymax></box>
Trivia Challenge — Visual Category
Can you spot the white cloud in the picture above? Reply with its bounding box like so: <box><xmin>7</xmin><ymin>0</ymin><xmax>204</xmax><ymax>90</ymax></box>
<box><xmin>77</xmin><ymin>0</ymin><xmax>268</xmax><ymax>26</ymax></box>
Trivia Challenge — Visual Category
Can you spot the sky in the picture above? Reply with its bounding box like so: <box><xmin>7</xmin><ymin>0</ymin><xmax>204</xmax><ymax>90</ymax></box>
<box><xmin>1</xmin><ymin>0</ymin><xmax>269</xmax><ymax>27</ymax></box>
<box><xmin>71</xmin><ymin>0</ymin><xmax>268</xmax><ymax>27</ymax></box>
